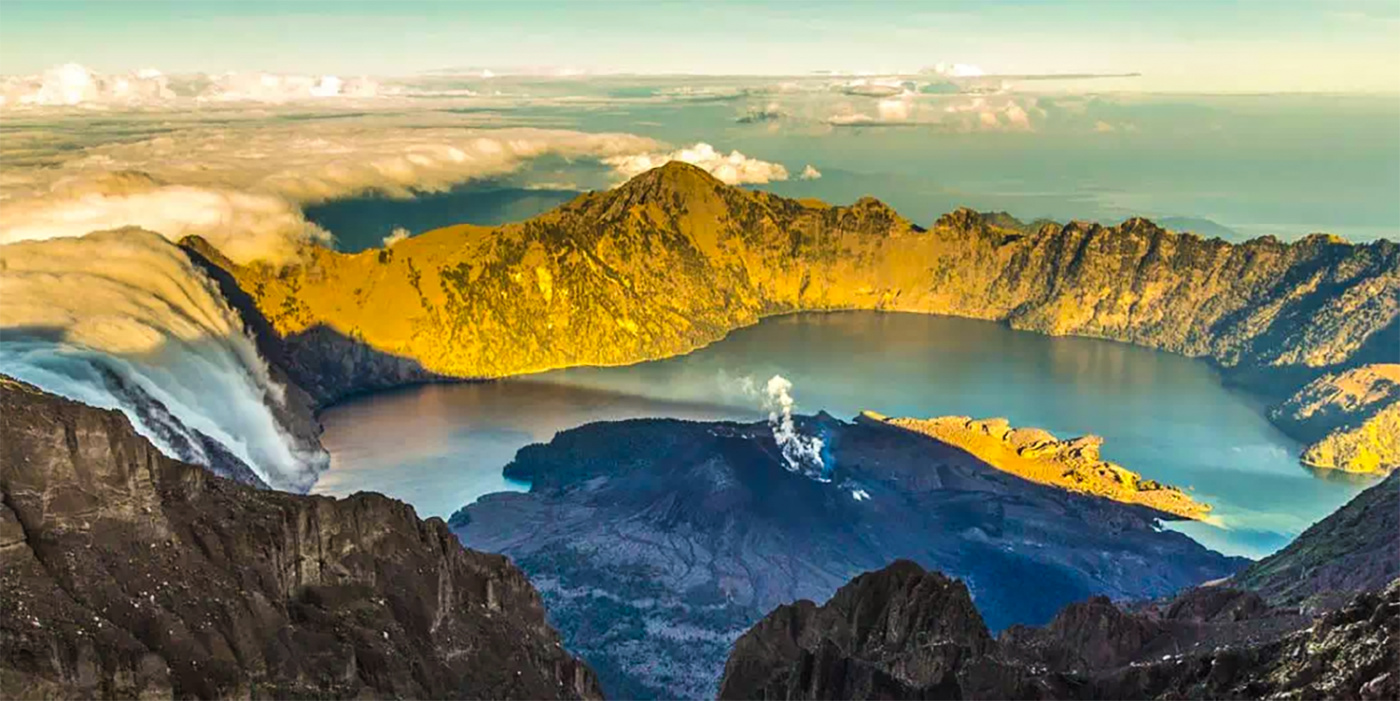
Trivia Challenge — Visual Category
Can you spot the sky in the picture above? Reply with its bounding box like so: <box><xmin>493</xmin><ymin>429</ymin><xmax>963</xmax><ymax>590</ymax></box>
<box><xmin>1</xmin><ymin>0</ymin><xmax>1398</xmax><ymax>92</ymax></box>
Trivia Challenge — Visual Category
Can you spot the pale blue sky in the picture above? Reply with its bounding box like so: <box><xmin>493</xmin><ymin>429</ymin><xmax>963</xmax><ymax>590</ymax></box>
<box><xmin>1</xmin><ymin>1</ymin><xmax>1397</xmax><ymax>91</ymax></box>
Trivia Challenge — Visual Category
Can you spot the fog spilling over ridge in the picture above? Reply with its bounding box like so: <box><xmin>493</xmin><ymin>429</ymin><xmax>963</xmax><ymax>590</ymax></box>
<box><xmin>0</xmin><ymin>230</ymin><xmax>326</xmax><ymax>491</ymax></box>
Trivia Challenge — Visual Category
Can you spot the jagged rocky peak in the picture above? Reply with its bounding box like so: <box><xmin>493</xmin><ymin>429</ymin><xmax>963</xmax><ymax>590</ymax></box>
<box><xmin>720</xmin><ymin>472</ymin><xmax>1400</xmax><ymax>700</ymax></box>
<box><xmin>1118</xmin><ymin>215</ymin><xmax>1166</xmax><ymax>234</ymax></box>
<box><xmin>933</xmin><ymin>206</ymin><xmax>988</xmax><ymax>232</ymax></box>
<box><xmin>0</xmin><ymin>376</ymin><xmax>601</xmax><ymax>700</ymax></box>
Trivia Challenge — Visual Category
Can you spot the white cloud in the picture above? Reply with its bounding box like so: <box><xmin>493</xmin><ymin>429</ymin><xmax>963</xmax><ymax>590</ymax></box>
<box><xmin>603</xmin><ymin>142</ymin><xmax>790</xmax><ymax>185</ymax></box>
<box><xmin>799</xmin><ymin>164</ymin><xmax>822</xmax><ymax>180</ymax></box>
<box><xmin>199</xmin><ymin>71</ymin><xmax>381</xmax><ymax>102</ymax></box>
<box><xmin>877</xmin><ymin>96</ymin><xmax>913</xmax><ymax>121</ymax></box>
<box><xmin>828</xmin><ymin>112</ymin><xmax>876</xmax><ymax>125</ymax></box>
<box><xmin>0</xmin><ymin>182</ymin><xmax>329</xmax><ymax>265</ymax></box>
<box><xmin>0</xmin><ymin>63</ymin><xmax>175</xmax><ymax>107</ymax></box>
<box><xmin>383</xmin><ymin>227</ymin><xmax>411</xmax><ymax>246</ymax></box>
<box><xmin>933</xmin><ymin>62</ymin><xmax>986</xmax><ymax>78</ymax></box>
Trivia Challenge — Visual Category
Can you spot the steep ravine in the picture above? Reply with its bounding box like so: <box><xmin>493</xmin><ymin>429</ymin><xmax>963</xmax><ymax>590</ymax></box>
<box><xmin>0</xmin><ymin>376</ymin><xmax>601</xmax><ymax>700</ymax></box>
<box><xmin>178</xmin><ymin>161</ymin><xmax>1398</xmax><ymax>455</ymax></box>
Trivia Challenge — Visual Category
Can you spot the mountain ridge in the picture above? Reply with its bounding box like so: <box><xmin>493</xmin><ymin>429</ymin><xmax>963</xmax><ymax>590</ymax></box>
<box><xmin>180</xmin><ymin>163</ymin><xmax>1399</xmax><ymax>470</ymax></box>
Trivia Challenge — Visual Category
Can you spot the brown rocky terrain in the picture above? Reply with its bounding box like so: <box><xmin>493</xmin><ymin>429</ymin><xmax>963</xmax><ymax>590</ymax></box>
<box><xmin>717</xmin><ymin>559</ymin><xmax>1399</xmax><ymax>700</ymax></box>
<box><xmin>0</xmin><ymin>376</ymin><xmax>600</xmax><ymax>700</ymax></box>
<box><xmin>1272</xmin><ymin>364</ymin><xmax>1400</xmax><ymax>474</ymax></box>
<box><xmin>865</xmin><ymin>412</ymin><xmax>1211</xmax><ymax>519</ymax></box>
<box><xmin>180</xmin><ymin>162</ymin><xmax>1399</xmax><ymax>412</ymax></box>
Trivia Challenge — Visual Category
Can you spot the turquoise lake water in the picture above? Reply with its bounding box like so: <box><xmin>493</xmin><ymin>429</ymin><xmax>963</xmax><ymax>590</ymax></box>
<box><xmin>313</xmin><ymin>311</ymin><xmax>1373</xmax><ymax>558</ymax></box>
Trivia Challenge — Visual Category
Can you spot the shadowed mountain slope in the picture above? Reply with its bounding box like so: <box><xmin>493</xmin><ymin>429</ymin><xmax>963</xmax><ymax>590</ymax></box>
<box><xmin>1233</xmin><ymin>470</ymin><xmax>1399</xmax><ymax>606</ymax></box>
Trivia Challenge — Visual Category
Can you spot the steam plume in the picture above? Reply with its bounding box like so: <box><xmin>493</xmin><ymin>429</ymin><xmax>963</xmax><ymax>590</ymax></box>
<box><xmin>761</xmin><ymin>375</ymin><xmax>828</xmax><ymax>481</ymax></box>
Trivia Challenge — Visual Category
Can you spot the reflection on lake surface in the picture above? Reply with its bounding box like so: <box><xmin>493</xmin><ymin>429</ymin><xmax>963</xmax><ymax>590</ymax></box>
<box><xmin>314</xmin><ymin>311</ymin><xmax>1373</xmax><ymax>558</ymax></box>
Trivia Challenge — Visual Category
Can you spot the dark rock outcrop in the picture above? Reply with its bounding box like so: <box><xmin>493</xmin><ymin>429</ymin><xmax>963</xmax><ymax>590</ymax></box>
<box><xmin>718</xmin><ymin>561</ymin><xmax>994</xmax><ymax>700</ymax></box>
<box><xmin>718</xmin><ymin>560</ymin><xmax>1399</xmax><ymax>700</ymax></box>
<box><xmin>453</xmin><ymin>414</ymin><xmax>1243</xmax><ymax>698</ymax></box>
<box><xmin>0</xmin><ymin>376</ymin><xmax>600</xmax><ymax>700</ymax></box>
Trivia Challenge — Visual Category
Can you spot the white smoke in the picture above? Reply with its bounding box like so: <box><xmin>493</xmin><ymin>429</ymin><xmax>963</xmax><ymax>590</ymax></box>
<box><xmin>0</xmin><ymin>229</ymin><xmax>327</xmax><ymax>491</ymax></box>
<box><xmin>761</xmin><ymin>375</ymin><xmax>828</xmax><ymax>481</ymax></box>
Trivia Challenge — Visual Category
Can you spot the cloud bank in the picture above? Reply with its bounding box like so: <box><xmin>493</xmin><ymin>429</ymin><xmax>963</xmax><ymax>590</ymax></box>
<box><xmin>0</xmin><ymin>229</ymin><xmax>327</xmax><ymax>491</ymax></box>
<box><xmin>0</xmin><ymin>124</ymin><xmax>661</xmax><ymax>263</ymax></box>
<box><xmin>0</xmin><ymin>63</ymin><xmax>381</xmax><ymax>108</ymax></box>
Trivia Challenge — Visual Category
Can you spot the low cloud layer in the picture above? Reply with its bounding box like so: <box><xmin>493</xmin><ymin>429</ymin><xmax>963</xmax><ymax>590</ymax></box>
<box><xmin>0</xmin><ymin>122</ymin><xmax>664</xmax><ymax>263</ymax></box>
<box><xmin>0</xmin><ymin>63</ymin><xmax>381</xmax><ymax>108</ymax></box>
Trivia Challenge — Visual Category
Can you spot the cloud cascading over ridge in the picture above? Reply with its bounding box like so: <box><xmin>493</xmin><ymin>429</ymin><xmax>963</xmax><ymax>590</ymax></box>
<box><xmin>0</xmin><ymin>229</ymin><xmax>327</xmax><ymax>491</ymax></box>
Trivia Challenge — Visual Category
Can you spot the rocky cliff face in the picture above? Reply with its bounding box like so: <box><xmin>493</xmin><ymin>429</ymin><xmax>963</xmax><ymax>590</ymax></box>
<box><xmin>452</xmin><ymin>413</ymin><xmax>1243</xmax><ymax>699</ymax></box>
<box><xmin>1272</xmin><ymin>364</ymin><xmax>1400</xmax><ymax>474</ymax></box>
<box><xmin>0</xmin><ymin>377</ymin><xmax>600</xmax><ymax>700</ymax></box>
<box><xmin>717</xmin><ymin>560</ymin><xmax>1399</xmax><ymax>700</ymax></box>
<box><xmin>186</xmin><ymin>162</ymin><xmax>1398</xmax><ymax>406</ymax></box>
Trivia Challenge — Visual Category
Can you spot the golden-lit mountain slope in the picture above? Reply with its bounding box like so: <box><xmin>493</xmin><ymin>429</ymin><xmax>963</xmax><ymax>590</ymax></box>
<box><xmin>185</xmin><ymin>162</ymin><xmax>1399</xmax><ymax>400</ymax></box>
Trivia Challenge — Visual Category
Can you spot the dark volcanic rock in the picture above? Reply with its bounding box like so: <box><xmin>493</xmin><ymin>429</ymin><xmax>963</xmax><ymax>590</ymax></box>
<box><xmin>453</xmin><ymin>414</ymin><xmax>1244</xmax><ymax>698</ymax></box>
<box><xmin>718</xmin><ymin>560</ymin><xmax>1400</xmax><ymax>701</ymax></box>
<box><xmin>1234</xmin><ymin>470</ymin><xmax>1399</xmax><ymax>606</ymax></box>
<box><xmin>0</xmin><ymin>376</ymin><xmax>600</xmax><ymax>700</ymax></box>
